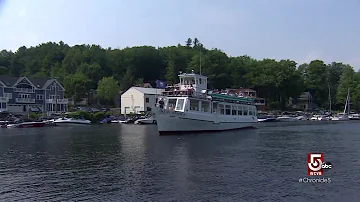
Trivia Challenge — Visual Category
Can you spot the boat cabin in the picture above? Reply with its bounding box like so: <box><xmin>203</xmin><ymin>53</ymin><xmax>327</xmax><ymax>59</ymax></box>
<box><xmin>159</xmin><ymin>96</ymin><xmax>257</xmax><ymax>116</ymax></box>
<box><xmin>178</xmin><ymin>73</ymin><xmax>208</xmax><ymax>94</ymax></box>
<box><xmin>162</xmin><ymin>72</ymin><xmax>208</xmax><ymax>97</ymax></box>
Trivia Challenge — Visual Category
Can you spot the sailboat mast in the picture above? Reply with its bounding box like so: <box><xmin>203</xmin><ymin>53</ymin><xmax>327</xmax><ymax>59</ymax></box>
<box><xmin>328</xmin><ymin>84</ymin><xmax>331</xmax><ymax>113</ymax></box>
<box><xmin>348</xmin><ymin>87</ymin><xmax>350</xmax><ymax>115</ymax></box>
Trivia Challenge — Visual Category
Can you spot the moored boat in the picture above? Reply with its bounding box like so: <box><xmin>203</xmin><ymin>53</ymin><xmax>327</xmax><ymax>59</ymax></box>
<box><xmin>152</xmin><ymin>72</ymin><xmax>258</xmax><ymax>135</ymax></box>
<box><xmin>53</xmin><ymin>117</ymin><xmax>91</xmax><ymax>125</ymax></box>
<box><xmin>4</xmin><ymin>121</ymin><xmax>46</xmax><ymax>128</ymax></box>
<box><xmin>134</xmin><ymin>112</ymin><xmax>157</xmax><ymax>124</ymax></box>
<box><xmin>349</xmin><ymin>114</ymin><xmax>360</xmax><ymax>120</ymax></box>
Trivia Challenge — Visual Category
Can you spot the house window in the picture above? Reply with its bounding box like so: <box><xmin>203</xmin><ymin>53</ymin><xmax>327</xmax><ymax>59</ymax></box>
<box><xmin>145</xmin><ymin>98</ymin><xmax>149</xmax><ymax>103</ymax></box>
<box><xmin>4</xmin><ymin>93</ymin><xmax>12</xmax><ymax>99</ymax></box>
<box><xmin>19</xmin><ymin>94</ymin><xmax>30</xmax><ymax>98</ymax></box>
<box><xmin>36</xmin><ymin>94</ymin><xmax>44</xmax><ymax>100</ymax></box>
<box><xmin>50</xmin><ymin>95</ymin><xmax>60</xmax><ymax>99</ymax></box>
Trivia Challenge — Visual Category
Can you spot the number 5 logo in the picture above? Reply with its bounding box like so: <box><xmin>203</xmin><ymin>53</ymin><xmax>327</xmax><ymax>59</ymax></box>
<box><xmin>308</xmin><ymin>153</ymin><xmax>323</xmax><ymax>171</ymax></box>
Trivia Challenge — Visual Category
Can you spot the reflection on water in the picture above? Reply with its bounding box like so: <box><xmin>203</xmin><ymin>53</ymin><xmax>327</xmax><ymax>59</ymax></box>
<box><xmin>0</xmin><ymin>122</ymin><xmax>359</xmax><ymax>201</ymax></box>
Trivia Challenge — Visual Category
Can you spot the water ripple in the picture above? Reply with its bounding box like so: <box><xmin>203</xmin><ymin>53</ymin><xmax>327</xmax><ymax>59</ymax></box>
<box><xmin>0</xmin><ymin>122</ymin><xmax>359</xmax><ymax>201</ymax></box>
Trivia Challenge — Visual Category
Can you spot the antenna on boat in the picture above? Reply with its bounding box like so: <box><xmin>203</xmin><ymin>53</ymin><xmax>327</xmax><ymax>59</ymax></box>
<box><xmin>199</xmin><ymin>50</ymin><xmax>202</xmax><ymax>75</ymax></box>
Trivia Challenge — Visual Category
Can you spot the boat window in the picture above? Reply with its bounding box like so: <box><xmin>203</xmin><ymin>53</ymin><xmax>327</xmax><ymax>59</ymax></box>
<box><xmin>199</xmin><ymin>78</ymin><xmax>202</xmax><ymax>84</ymax></box>
<box><xmin>254</xmin><ymin>110</ymin><xmax>257</xmax><ymax>116</ymax></box>
<box><xmin>225</xmin><ymin>105</ymin><xmax>231</xmax><ymax>115</ymax></box>
<box><xmin>243</xmin><ymin>106</ymin><xmax>248</xmax><ymax>115</ymax></box>
<box><xmin>175</xmin><ymin>99</ymin><xmax>185</xmax><ymax>111</ymax></box>
<box><xmin>168</xmin><ymin>99</ymin><xmax>177</xmax><ymax>110</ymax></box>
<box><xmin>238</xmin><ymin>105</ymin><xmax>243</xmax><ymax>115</ymax></box>
<box><xmin>249</xmin><ymin>110</ymin><xmax>252</xmax><ymax>115</ymax></box>
<box><xmin>232</xmin><ymin>105</ymin><xmax>237</xmax><ymax>115</ymax></box>
<box><xmin>201</xmin><ymin>101</ymin><xmax>210</xmax><ymax>112</ymax></box>
<box><xmin>212</xmin><ymin>102</ymin><xmax>218</xmax><ymax>113</ymax></box>
<box><xmin>190</xmin><ymin>99</ymin><xmax>199</xmax><ymax>111</ymax></box>
<box><xmin>219</xmin><ymin>104</ymin><xmax>224</xmax><ymax>114</ymax></box>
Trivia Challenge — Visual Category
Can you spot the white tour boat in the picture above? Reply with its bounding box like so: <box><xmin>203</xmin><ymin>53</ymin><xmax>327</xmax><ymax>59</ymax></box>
<box><xmin>152</xmin><ymin>72</ymin><xmax>258</xmax><ymax>135</ymax></box>
<box><xmin>53</xmin><ymin>117</ymin><xmax>91</xmax><ymax>125</ymax></box>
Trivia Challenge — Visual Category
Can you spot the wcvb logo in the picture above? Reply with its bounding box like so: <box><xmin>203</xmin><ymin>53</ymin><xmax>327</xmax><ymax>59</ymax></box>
<box><xmin>307</xmin><ymin>153</ymin><xmax>332</xmax><ymax>176</ymax></box>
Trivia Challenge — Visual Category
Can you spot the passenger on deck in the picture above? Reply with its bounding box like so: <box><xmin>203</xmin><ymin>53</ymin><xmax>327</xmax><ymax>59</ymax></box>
<box><xmin>159</xmin><ymin>99</ymin><xmax>164</xmax><ymax>109</ymax></box>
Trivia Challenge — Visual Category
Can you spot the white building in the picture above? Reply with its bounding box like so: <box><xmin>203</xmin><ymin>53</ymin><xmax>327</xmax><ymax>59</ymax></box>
<box><xmin>121</xmin><ymin>87</ymin><xmax>164</xmax><ymax>114</ymax></box>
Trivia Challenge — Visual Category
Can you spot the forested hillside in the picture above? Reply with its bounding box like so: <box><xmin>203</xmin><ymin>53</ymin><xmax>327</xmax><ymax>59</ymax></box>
<box><xmin>0</xmin><ymin>38</ymin><xmax>359</xmax><ymax>110</ymax></box>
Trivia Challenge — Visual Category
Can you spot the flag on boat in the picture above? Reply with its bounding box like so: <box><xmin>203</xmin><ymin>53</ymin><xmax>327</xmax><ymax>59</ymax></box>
<box><xmin>156</xmin><ymin>80</ymin><xmax>167</xmax><ymax>89</ymax></box>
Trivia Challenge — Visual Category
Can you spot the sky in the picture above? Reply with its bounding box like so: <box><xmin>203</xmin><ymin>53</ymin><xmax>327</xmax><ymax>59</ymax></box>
<box><xmin>0</xmin><ymin>0</ymin><xmax>359</xmax><ymax>69</ymax></box>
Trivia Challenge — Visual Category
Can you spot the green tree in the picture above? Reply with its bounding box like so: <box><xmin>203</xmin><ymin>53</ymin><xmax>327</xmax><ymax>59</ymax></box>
<box><xmin>336</xmin><ymin>65</ymin><xmax>357</xmax><ymax>105</ymax></box>
<box><xmin>96</xmin><ymin>76</ymin><xmax>121</xmax><ymax>104</ymax></box>
<box><xmin>0</xmin><ymin>38</ymin><xmax>358</xmax><ymax>111</ymax></box>
<box><xmin>63</xmin><ymin>73</ymin><xmax>90</xmax><ymax>102</ymax></box>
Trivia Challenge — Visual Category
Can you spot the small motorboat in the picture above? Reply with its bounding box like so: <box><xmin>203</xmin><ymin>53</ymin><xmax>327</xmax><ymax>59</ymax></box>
<box><xmin>258</xmin><ymin>116</ymin><xmax>277</xmax><ymax>122</ymax></box>
<box><xmin>348</xmin><ymin>114</ymin><xmax>360</xmax><ymax>120</ymax></box>
<box><xmin>134</xmin><ymin>113</ymin><xmax>156</xmax><ymax>124</ymax></box>
<box><xmin>310</xmin><ymin>115</ymin><xmax>330</xmax><ymax>121</ymax></box>
<box><xmin>276</xmin><ymin>115</ymin><xmax>300</xmax><ymax>122</ymax></box>
<box><xmin>53</xmin><ymin>117</ymin><xmax>91</xmax><ymax>125</ymax></box>
<box><xmin>4</xmin><ymin>121</ymin><xmax>46</xmax><ymax>128</ymax></box>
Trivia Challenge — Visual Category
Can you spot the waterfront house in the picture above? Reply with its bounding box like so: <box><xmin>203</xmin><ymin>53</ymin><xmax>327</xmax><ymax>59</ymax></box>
<box><xmin>121</xmin><ymin>87</ymin><xmax>164</xmax><ymax>114</ymax></box>
<box><xmin>288</xmin><ymin>92</ymin><xmax>317</xmax><ymax>111</ymax></box>
<box><xmin>0</xmin><ymin>75</ymin><xmax>68</xmax><ymax>114</ymax></box>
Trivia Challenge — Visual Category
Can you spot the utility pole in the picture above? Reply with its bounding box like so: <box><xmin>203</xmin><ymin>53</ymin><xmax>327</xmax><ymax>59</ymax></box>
<box><xmin>199</xmin><ymin>50</ymin><xmax>202</xmax><ymax>75</ymax></box>
<box><xmin>55</xmin><ymin>83</ymin><xmax>58</xmax><ymax>113</ymax></box>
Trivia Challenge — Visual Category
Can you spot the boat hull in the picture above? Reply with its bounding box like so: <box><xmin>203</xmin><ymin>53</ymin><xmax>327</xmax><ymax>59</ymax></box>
<box><xmin>134</xmin><ymin>119</ymin><xmax>157</xmax><ymax>124</ymax></box>
<box><xmin>6</xmin><ymin>122</ymin><xmax>46</xmax><ymax>128</ymax></box>
<box><xmin>153</xmin><ymin>108</ymin><xmax>257</xmax><ymax>135</ymax></box>
<box><xmin>276</xmin><ymin>117</ymin><xmax>299</xmax><ymax>122</ymax></box>
<box><xmin>258</xmin><ymin>118</ymin><xmax>276</xmax><ymax>122</ymax></box>
<box><xmin>53</xmin><ymin>121</ymin><xmax>91</xmax><ymax>126</ymax></box>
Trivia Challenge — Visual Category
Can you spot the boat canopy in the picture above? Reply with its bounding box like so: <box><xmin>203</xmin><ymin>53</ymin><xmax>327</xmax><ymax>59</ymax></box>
<box><xmin>211</xmin><ymin>93</ymin><xmax>255</xmax><ymax>103</ymax></box>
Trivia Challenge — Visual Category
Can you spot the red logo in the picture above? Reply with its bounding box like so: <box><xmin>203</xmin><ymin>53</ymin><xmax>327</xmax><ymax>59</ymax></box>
<box><xmin>308</xmin><ymin>153</ymin><xmax>324</xmax><ymax>176</ymax></box>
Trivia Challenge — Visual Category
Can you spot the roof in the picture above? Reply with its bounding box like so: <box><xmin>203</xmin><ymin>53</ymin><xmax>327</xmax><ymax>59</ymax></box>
<box><xmin>178</xmin><ymin>73</ymin><xmax>208</xmax><ymax>79</ymax></box>
<box><xmin>132</xmin><ymin>87</ymin><xmax>164</xmax><ymax>95</ymax></box>
<box><xmin>0</xmin><ymin>75</ymin><xmax>19</xmax><ymax>86</ymax></box>
<box><xmin>0</xmin><ymin>75</ymin><xmax>58</xmax><ymax>89</ymax></box>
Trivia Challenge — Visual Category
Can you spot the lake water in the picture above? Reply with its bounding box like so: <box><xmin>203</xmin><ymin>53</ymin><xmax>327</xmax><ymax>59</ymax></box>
<box><xmin>0</xmin><ymin>121</ymin><xmax>359</xmax><ymax>201</ymax></box>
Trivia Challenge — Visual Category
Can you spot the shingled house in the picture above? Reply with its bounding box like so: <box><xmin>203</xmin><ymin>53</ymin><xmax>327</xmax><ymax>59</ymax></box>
<box><xmin>0</xmin><ymin>75</ymin><xmax>68</xmax><ymax>114</ymax></box>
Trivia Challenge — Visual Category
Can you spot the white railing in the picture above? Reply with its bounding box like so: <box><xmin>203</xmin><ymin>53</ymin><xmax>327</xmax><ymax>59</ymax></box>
<box><xmin>46</xmin><ymin>98</ymin><xmax>69</xmax><ymax>104</ymax></box>
<box><xmin>0</xmin><ymin>97</ymin><xmax>8</xmax><ymax>102</ymax></box>
<box><xmin>14</xmin><ymin>88</ymin><xmax>35</xmax><ymax>93</ymax></box>
<box><xmin>16</xmin><ymin>98</ymin><xmax>35</xmax><ymax>103</ymax></box>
